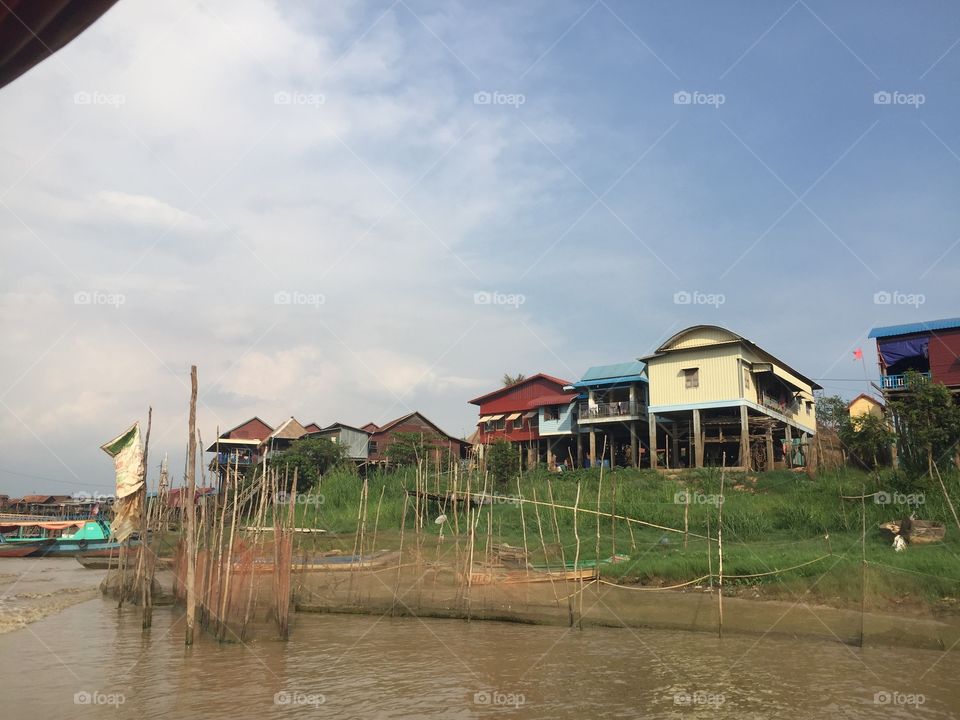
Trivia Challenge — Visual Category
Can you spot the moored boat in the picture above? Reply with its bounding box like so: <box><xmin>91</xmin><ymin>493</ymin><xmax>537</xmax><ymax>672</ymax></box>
<box><xmin>0</xmin><ymin>517</ymin><xmax>137</xmax><ymax>557</ymax></box>
<box><xmin>0</xmin><ymin>535</ymin><xmax>54</xmax><ymax>557</ymax></box>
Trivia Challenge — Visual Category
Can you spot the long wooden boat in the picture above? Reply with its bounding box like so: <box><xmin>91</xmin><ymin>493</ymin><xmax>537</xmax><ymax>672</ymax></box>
<box><xmin>0</xmin><ymin>517</ymin><xmax>137</xmax><ymax>557</ymax></box>
<box><xmin>465</xmin><ymin>566</ymin><xmax>600</xmax><ymax>586</ymax></box>
<box><xmin>0</xmin><ymin>535</ymin><xmax>54</xmax><ymax>557</ymax></box>
<box><xmin>76</xmin><ymin>554</ymin><xmax>172</xmax><ymax>570</ymax></box>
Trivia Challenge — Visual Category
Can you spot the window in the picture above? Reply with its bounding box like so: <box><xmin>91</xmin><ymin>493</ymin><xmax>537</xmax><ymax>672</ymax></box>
<box><xmin>806</xmin><ymin>401</ymin><xmax>813</xmax><ymax>415</ymax></box>
<box><xmin>367</xmin><ymin>440</ymin><xmax>378</xmax><ymax>454</ymax></box>
<box><xmin>543</xmin><ymin>405</ymin><xmax>560</xmax><ymax>421</ymax></box>
<box><xmin>683</xmin><ymin>368</ymin><xmax>699</xmax><ymax>389</ymax></box>
<box><xmin>494</xmin><ymin>418</ymin><xmax>506</xmax><ymax>431</ymax></box>
<box><xmin>506</xmin><ymin>419</ymin><xmax>515</xmax><ymax>431</ymax></box>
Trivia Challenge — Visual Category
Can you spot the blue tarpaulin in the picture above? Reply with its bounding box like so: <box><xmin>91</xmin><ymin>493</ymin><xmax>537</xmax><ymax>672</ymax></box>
<box><xmin>878</xmin><ymin>337</ymin><xmax>928</xmax><ymax>367</ymax></box>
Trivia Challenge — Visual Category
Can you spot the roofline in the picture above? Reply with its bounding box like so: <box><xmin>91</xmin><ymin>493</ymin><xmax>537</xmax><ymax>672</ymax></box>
<box><xmin>868</xmin><ymin>317</ymin><xmax>960</xmax><ymax>339</ymax></box>
<box><xmin>847</xmin><ymin>392</ymin><xmax>884</xmax><ymax>409</ymax></box>
<box><xmin>317</xmin><ymin>422</ymin><xmax>372</xmax><ymax>436</ymax></box>
<box><xmin>220</xmin><ymin>416</ymin><xmax>274</xmax><ymax>437</ymax></box>
<box><xmin>372</xmin><ymin>411</ymin><xmax>470</xmax><ymax>446</ymax></box>
<box><xmin>642</xmin><ymin>325</ymin><xmax>822</xmax><ymax>391</ymax></box>
<box><xmin>468</xmin><ymin>373</ymin><xmax>574</xmax><ymax>405</ymax></box>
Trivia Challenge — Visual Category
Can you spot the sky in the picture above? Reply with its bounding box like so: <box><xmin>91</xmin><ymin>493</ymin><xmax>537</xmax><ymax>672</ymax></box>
<box><xmin>1</xmin><ymin>0</ymin><xmax>959</xmax><ymax>495</ymax></box>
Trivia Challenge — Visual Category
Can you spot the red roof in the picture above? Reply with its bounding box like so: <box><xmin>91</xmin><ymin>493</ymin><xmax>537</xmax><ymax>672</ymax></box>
<box><xmin>468</xmin><ymin>373</ymin><xmax>573</xmax><ymax>405</ymax></box>
<box><xmin>525</xmin><ymin>392</ymin><xmax>578</xmax><ymax>408</ymax></box>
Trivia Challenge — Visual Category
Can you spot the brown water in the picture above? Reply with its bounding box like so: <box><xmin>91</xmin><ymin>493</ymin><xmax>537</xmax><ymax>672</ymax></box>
<box><xmin>1</xmin><ymin>559</ymin><xmax>958</xmax><ymax>718</ymax></box>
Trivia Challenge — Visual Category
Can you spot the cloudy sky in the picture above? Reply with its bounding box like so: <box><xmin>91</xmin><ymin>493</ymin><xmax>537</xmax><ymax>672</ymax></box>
<box><xmin>1</xmin><ymin>0</ymin><xmax>958</xmax><ymax>494</ymax></box>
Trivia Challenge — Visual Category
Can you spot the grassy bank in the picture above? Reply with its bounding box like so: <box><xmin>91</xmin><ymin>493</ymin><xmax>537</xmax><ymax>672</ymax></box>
<box><xmin>291</xmin><ymin>466</ymin><xmax>960</xmax><ymax>612</ymax></box>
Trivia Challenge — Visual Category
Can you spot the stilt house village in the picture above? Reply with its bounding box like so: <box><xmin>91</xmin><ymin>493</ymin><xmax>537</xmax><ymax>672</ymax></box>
<box><xmin>206</xmin><ymin>323</ymin><xmax>829</xmax><ymax>475</ymax></box>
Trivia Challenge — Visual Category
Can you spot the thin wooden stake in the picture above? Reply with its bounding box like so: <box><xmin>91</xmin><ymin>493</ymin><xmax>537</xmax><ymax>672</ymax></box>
<box><xmin>185</xmin><ymin>366</ymin><xmax>198</xmax><ymax>646</ymax></box>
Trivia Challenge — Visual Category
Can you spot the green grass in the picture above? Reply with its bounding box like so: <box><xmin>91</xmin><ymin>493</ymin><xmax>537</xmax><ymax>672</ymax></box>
<box><xmin>284</xmin><ymin>465</ymin><xmax>960</xmax><ymax>610</ymax></box>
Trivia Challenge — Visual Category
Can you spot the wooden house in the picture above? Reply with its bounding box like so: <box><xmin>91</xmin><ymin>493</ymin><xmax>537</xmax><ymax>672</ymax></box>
<box><xmin>641</xmin><ymin>325</ymin><xmax>819</xmax><ymax>471</ymax></box>
<box><xmin>307</xmin><ymin>422</ymin><xmax>371</xmax><ymax>464</ymax></box>
<box><xmin>868</xmin><ymin>317</ymin><xmax>960</xmax><ymax>396</ymax></box>
<box><xmin>364</xmin><ymin>412</ymin><xmax>469</xmax><ymax>466</ymax></box>
<box><xmin>206</xmin><ymin>416</ymin><xmax>273</xmax><ymax>481</ymax></box>
<box><xmin>568</xmin><ymin>361</ymin><xmax>648</xmax><ymax>468</ymax></box>
<box><xmin>469</xmin><ymin>374</ymin><xmax>579</xmax><ymax>469</ymax></box>
<box><xmin>848</xmin><ymin>393</ymin><xmax>884</xmax><ymax>421</ymax></box>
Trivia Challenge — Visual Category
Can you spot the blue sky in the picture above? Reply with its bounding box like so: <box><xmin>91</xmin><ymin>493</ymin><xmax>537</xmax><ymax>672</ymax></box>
<box><xmin>1</xmin><ymin>0</ymin><xmax>958</xmax><ymax>494</ymax></box>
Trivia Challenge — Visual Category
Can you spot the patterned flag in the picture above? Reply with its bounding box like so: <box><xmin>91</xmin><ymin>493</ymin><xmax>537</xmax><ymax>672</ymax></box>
<box><xmin>100</xmin><ymin>422</ymin><xmax>144</xmax><ymax>542</ymax></box>
<box><xmin>853</xmin><ymin>348</ymin><xmax>863</xmax><ymax>361</ymax></box>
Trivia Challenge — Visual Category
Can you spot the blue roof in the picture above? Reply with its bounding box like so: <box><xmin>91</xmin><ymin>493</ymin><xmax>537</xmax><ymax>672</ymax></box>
<box><xmin>868</xmin><ymin>317</ymin><xmax>960</xmax><ymax>339</ymax></box>
<box><xmin>572</xmin><ymin>361</ymin><xmax>647</xmax><ymax>388</ymax></box>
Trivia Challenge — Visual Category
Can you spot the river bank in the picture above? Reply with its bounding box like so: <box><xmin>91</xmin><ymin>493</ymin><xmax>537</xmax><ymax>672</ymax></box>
<box><xmin>0</xmin><ymin>582</ymin><xmax>957</xmax><ymax>719</ymax></box>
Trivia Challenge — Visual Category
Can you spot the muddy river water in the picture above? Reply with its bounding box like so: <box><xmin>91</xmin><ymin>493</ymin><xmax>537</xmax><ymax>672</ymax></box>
<box><xmin>0</xmin><ymin>558</ymin><xmax>957</xmax><ymax>718</ymax></box>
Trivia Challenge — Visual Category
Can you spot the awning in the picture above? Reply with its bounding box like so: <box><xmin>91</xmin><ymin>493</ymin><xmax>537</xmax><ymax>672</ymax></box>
<box><xmin>522</xmin><ymin>411</ymin><xmax>537</xmax><ymax>419</ymax></box>
<box><xmin>878</xmin><ymin>337</ymin><xmax>929</xmax><ymax>367</ymax></box>
<box><xmin>505</xmin><ymin>412</ymin><xmax>521</xmax><ymax>421</ymax></box>
<box><xmin>478</xmin><ymin>415</ymin><xmax>494</xmax><ymax>423</ymax></box>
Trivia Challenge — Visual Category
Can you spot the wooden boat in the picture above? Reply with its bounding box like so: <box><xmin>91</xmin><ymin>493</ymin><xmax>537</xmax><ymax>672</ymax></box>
<box><xmin>465</xmin><ymin>566</ymin><xmax>600</xmax><ymax>586</ymax></box>
<box><xmin>76</xmin><ymin>555</ymin><xmax>173</xmax><ymax>570</ymax></box>
<box><xmin>879</xmin><ymin>519</ymin><xmax>946</xmax><ymax>545</ymax></box>
<box><xmin>0</xmin><ymin>535</ymin><xmax>54</xmax><ymax>557</ymax></box>
<box><xmin>0</xmin><ymin>517</ymin><xmax>136</xmax><ymax>557</ymax></box>
<box><xmin>228</xmin><ymin>550</ymin><xmax>399</xmax><ymax>574</ymax></box>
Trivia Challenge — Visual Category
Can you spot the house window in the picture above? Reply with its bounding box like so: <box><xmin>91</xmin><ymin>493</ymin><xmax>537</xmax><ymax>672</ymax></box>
<box><xmin>494</xmin><ymin>418</ymin><xmax>506</xmax><ymax>431</ymax></box>
<box><xmin>683</xmin><ymin>368</ymin><xmax>699</xmax><ymax>389</ymax></box>
<box><xmin>506</xmin><ymin>419</ymin><xmax>515</xmax><ymax>431</ymax></box>
<box><xmin>368</xmin><ymin>440</ymin><xmax>378</xmax><ymax>454</ymax></box>
<box><xmin>544</xmin><ymin>406</ymin><xmax>560</xmax><ymax>421</ymax></box>
<box><xmin>806</xmin><ymin>401</ymin><xmax>813</xmax><ymax>415</ymax></box>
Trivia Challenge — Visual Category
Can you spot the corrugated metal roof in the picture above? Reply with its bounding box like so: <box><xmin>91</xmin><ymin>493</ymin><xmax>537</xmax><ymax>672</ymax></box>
<box><xmin>579</xmin><ymin>361</ymin><xmax>646</xmax><ymax>382</ymax></box>
<box><xmin>868</xmin><ymin>317</ymin><xmax>960</xmax><ymax>339</ymax></box>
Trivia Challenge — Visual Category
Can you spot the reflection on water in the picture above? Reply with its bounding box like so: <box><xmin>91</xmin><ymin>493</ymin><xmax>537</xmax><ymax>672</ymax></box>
<box><xmin>0</xmin><ymin>559</ymin><xmax>957</xmax><ymax>719</ymax></box>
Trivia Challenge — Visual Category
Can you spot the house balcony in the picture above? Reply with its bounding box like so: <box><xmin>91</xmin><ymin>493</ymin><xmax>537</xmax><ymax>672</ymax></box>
<box><xmin>881</xmin><ymin>372</ymin><xmax>931</xmax><ymax>390</ymax></box>
<box><xmin>578</xmin><ymin>401</ymin><xmax>644</xmax><ymax>423</ymax></box>
<box><xmin>212</xmin><ymin>450</ymin><xmax>257</xmax><ymax>467</ymax></box>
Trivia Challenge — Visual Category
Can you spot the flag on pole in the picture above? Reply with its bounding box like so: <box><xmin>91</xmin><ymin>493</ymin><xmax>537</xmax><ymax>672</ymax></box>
<box><xmin>100</xmin><ymin>422</ymin><xmax>144</xmax><ymax>542</ymax></box>
<box><xmin>853</xmin><ymin>348</ymin><xmax>863</xmax><ymax>361</ymax></box>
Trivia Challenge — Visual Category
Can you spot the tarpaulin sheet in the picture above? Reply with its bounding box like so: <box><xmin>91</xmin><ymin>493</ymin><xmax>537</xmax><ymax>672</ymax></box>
<box><xmin>878</xmin><ymin>337</ymin><xmax>928</xmax><ymax>367</ymax></box>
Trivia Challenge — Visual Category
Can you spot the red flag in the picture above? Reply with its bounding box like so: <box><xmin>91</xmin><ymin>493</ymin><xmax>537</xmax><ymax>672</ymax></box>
<box><xmin>853</xmin><ymin>348</ymin><xmax>863</xmax><ymax>361</ymax></box>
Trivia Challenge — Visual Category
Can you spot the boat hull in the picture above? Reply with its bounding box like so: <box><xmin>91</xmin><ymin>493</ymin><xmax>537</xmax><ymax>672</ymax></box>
<box><xmin>0</xmin><ymin>539</ymin><xmax>54</xmax><ymax>557</ymax></box>
<box><xmin>39</xmin><ymin>540</ymin><xmax>133</xmax><ymax>558</ymax></box>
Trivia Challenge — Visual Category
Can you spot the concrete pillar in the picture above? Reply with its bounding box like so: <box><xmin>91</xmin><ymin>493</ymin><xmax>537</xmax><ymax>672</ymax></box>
<box><xmin>739</xmin><ymin>405</ymin><xmax>750</xmax><ymax>470</ymax></box>
<box><xmin>589</xmin><ymin>429</ymin><xmax>597</xmax><ymax>468</ymax></box>
<box><xmin>648</xmin><ymin>413</ymin><xmax>658</xmax><ymax>469</ymax></box>
<box><xmin>609</xmin><ymin>433</ymin><xmax>616</xmax><ymax>468</ymax></box>
<box><xmin>630</xmin><ymin>421</ymin><xmax>638</xmax><ymax>468</ymax></box>
<box><xmin>693</xmin><ymin>408</ymin><xmax>703</xmax><ymax>469</ymax></box>
<box><xmin>576</xmin><ymin>432</ymin><xmax>583</xmax><ymax>469</ymax></box>
<box><xmin>629</xmin><ymin>384</ymin><xmax>637</xmax><ymax>414</ymax></box>
<box><xmin>546</xmin><ymin>438</ymin><xmax>555</xmax><ymax>470</ymax></box>
<box><xmin>671</xmin><ymin>431</ymin><xmax>680</xmax><ymax>470</ymax></box>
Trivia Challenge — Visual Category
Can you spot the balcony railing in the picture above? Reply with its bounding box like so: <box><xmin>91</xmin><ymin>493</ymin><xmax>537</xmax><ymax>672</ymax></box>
<box><xmin>881</xmin><ymin>372</ymin><xmax>931</xmax><ymax>389</ymax></box>
<box><xmin>214</xmin><ymin>451</ymin><xmax>256</xmax><ymax>466</ymax></box>
<box><xmin>578</xmin><ymin>401</ymin><xmax>643</xmax><ymax>421</ymax></box>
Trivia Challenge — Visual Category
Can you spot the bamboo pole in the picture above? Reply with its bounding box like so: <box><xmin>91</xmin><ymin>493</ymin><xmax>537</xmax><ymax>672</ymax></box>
<box><xmin>185</xmin><ymin>366</ymin><xmax>198</xmax><ymax>646</ymax></box>
<box><xmin>572</xmin><ymin>478</ymin><xmax>583</xmax><ymax>629</ymax></box>
<box><xmin>860</xmin><ymin>486</ymin><xmax>866</xmax><ymax>647</ymax></box>
<box><xmin>683</xmin><ymin>485</ymin><xmax>689</xmax><ymax>550</ymax></box>
<box><xmin>933</xmin><ymin>463</ymin><xmax>960</xmax><ymax>531</ymax></box>
<box><xmin>717</xmin><ymin>453</ymin><xmax>725</xmax><ymax>639</ymax></box>
<box><xmin>218</xmin><ymin>466</ymin><xmax>241</xmax><ymax>641</ymax></box>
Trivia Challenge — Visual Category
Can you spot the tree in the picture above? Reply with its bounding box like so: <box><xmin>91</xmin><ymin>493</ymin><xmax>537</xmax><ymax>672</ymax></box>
<box><xmin>386</xmin><ymin>432</ymin><xmax>428</xmax><ymax>467</ymax></box>
<box><xmin>838</xmin><ymin>412</ymin><xmax>894</xmax><ymax>469</ymax></box>
<box><xmin>816</xmin><ymin>394</ymin><xmax>850</xmax><ymax>431</ymax></box>
<box><xmin>270</xmin><ymin>437</ymin><xmax>346</xmax><ymax>491</ymax></box>
<box><xmin>487</xmin><ymin>439</ymin><xmax>519</xmax><ymax>489</ymax></box>
<box><xmin>889</xmin><ymin>371</ymin><xmax>960</xmax><ymax>476</ymax></box>
<box><xmin>502</xmin><ymin>373</ymin><xmax>526</xmax><ymax>387</ymax></box>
